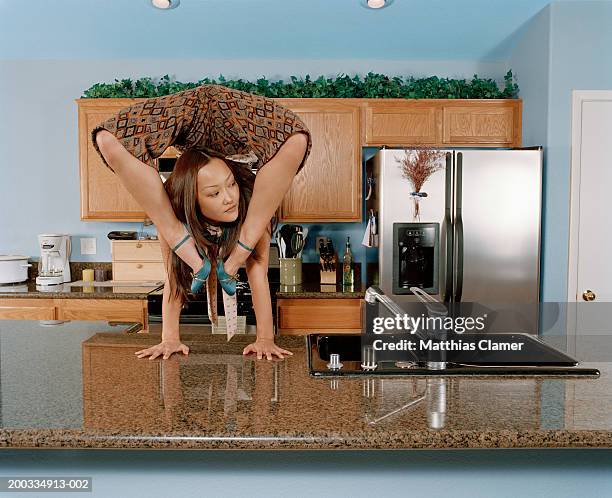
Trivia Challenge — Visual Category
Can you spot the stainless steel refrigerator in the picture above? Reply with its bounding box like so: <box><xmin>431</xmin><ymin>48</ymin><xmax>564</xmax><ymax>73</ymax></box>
<box><xmin>366</xmin><ymin>147</ymin><xmax>543</xmax><ymax>333</ymax></box>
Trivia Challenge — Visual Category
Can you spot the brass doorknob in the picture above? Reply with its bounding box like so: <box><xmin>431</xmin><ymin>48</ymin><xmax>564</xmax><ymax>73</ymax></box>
<box><xmin>583</xmin><ymin>290</ymin><xmax>596</xmax><ymax>301</ymax></box>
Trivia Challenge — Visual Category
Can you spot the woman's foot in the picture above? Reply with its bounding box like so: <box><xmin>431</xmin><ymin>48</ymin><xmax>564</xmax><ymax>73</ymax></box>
<box><xmin>171</xmin><ymin>223</ymin><xmax>210</xmax><ymax>293</ymax></box>
<box><xmin>217</xmin><ymin>239</ymin><xmax>254</xmax><ymax>296</ymax></box>
<box><xmin>216</xmin><ymin>258</ymin><xmax>239</xmax><ymax>296</ymax></box>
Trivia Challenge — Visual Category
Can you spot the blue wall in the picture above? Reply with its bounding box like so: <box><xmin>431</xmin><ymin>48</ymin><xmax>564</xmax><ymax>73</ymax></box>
<box><xmin>509</xmin><ymin>1</ymin><xmax>612</xmax><ymax>302</ymax></box>
<box><xmin>544</xmin><ymin>1</ymin><xmax>612</xmax><ymax>301</ymax></box>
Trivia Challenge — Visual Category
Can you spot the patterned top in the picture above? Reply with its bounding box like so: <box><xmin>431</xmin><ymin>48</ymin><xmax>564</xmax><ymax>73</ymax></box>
<box><xmin>91</xmin><ymin>83</ymin><xmax>312</xmax><ymax>175</ymax></box>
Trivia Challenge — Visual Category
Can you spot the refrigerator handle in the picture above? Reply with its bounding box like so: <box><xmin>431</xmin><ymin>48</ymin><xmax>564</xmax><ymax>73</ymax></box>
<box><xmin>443</xmin><ymin>152</ymin><xmax>453</xmax><ymax>303</ymax></box>
<box><xmin>455</xmin><ymin>152</ymin><xmax>464</xmax><ymax>302</ymax></box>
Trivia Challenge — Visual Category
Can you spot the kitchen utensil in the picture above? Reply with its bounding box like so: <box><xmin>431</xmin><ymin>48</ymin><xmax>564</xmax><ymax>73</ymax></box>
<box><xmin>0</xmin><ymin>255</ymin><xmax>32</xmax><ymax>284</ymax></box>
<box><xmin>291</xmin><ymin>232</ymin><xmax>304</xmax><ymax>258</ymax></box>
<box><xmin>280</xmin><ymin>225</ymin><xmax>295</xmax><ymax>258</ymax></box>
<box><xmin>276</xmin><ymin>232</ymin><xmax>284</xmax><ymax>258</ymax></box>
<box><xmin>280</xmin><ymin>224</ymin><xmax>304</xmax><ymax>258</ymax></box>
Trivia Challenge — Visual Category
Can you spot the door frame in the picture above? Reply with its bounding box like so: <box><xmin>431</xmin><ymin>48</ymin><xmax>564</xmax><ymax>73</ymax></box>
<box><xmin>567</xmin><ymin>90</ymin><xmax>612</xmax><ymax>305</ymax></box>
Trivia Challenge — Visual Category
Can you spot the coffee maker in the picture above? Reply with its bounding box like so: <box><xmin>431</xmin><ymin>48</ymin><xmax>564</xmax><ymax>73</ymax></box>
<box><xmin>36</xmin><ymin>234</ymin><xmax>71</xmax><ymax>286</ymax></box>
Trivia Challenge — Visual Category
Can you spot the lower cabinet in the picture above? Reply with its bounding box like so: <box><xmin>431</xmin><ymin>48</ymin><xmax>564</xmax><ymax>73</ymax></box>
<box><xmin>0</xmin><ymin>299</ymin><xmax>57</xmax><ymax>320</ymax></box>
<box><xmin>276</xmin><ymin>298</ymin><xmax>363</xmax><ymax>335</ymax></box>
<box><xmin>0</xmin><ymin>298</ymin><xmax>149</xmax><ymax>330</ymax></box>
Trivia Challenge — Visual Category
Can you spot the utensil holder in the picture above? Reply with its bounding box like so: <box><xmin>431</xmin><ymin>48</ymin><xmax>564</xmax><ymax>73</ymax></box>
<box><xmin>280</xmin><ymin>258</ymin><xmax>302</xmax><ymax>285</ymax></box>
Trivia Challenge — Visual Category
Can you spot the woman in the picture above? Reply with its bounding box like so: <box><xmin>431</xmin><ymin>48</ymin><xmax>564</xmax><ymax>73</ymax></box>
<box><xmin>92</xmin><ymin>84</ymin><xmax>312</xmax><ymax>359</ymax></box>
<box><xmin>136</xmin><ymin>150</ymin><xmax>290</xmax><ymax>360</ymax></box>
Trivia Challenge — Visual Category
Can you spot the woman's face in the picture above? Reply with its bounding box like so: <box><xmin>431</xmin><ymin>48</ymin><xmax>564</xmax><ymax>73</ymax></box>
<box><xmin>196</xmin><ymin>158</ymin><xmax>240</xmax><ymax>223</ymax></box>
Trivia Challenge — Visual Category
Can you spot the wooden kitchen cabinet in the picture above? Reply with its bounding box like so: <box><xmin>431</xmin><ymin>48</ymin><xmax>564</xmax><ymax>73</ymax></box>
<box><xmin>0</xmin><ymin>299</ymin><xmax>57</xmax><ymax>320</ymax></box>
<box><xmin>274</xmin><ymin>99</ymin><xmax>362</xmax><ymax>222</ymax></box>
<box><xmin>276</xmin><ymin>298</ymin><xmax>363</xmax><ymax>335</ymax></box>
<box><xmin>77</xmin><ymin>98</ymin><xmax>148</xmax><ymax>221</ymax></box>
<box><xmin>362</xmin><ymin>100</ymin><xmax>442</xmax><ymax>146</ymax></box>
<box><xmin>77</xmin><ymin>97</ymin><xmax>521</xmax><ymax>222</ymax></box>
<box><xmin>111</xmin><ymin>240</ymin><xmax>166</xmax><ymax>282</ymax></box>
<box><xmin>57</xmin><ymin>299</ymin><xmax>148</xmax><ymax>328</ymax></box>
<box><xmin>441</xmin><ymin>100</ymin><xmax>521</xmax><ymax>146</ymax></box>
<box><xmin>0</xmin><ymin>297</ymin><xmax>149</xmax><ymax>330</ymax></box>
<box><xmin>362</xmin><ymin>99</ymin><xmax>521</xmax><ymax>148</ymax></box>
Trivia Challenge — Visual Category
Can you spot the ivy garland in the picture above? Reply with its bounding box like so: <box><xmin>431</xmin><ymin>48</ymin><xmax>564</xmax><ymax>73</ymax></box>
<box><xmin>82</xmin><ymin>70</ymin><xmax>519</xmax><ymax>99</ymax></box>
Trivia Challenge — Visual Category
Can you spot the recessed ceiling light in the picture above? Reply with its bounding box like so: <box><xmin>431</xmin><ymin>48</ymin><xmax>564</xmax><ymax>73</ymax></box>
<box><xmin>151</xmin><ymin>0</ymin><xmax>180</xmax><ymax>10</ymax></box>
<box><xmin>360</xmin><ymin>0</ymin><xmax>394</xmax><ymax>9</ymax></box>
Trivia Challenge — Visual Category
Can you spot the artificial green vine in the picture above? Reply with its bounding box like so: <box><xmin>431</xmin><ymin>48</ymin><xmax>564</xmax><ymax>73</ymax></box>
<box><xmin>82</xmin><ymin>70</ymin><xmax>519</xmax><ymax>99</ymax></box>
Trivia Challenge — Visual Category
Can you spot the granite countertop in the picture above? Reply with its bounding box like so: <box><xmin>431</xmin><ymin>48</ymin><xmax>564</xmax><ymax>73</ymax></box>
<box><xmin>0</xmin><ymin>320</ymin><xmax>610</xmax><ymax>450</ymax></box>
<box><xmin>0</xmin><ymin>280</ymin><xmax>163</xmax><ymax>299</ymax></box>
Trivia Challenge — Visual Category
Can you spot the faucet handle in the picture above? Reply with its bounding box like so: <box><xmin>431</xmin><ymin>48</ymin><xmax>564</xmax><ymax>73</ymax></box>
<box><xmin>327</xmin><ymin>353</ymin><xmax>343</xmax><ymax>370</ymax></box>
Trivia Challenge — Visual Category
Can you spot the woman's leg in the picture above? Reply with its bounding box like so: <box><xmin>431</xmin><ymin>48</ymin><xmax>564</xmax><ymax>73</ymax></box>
<box><xmin>94</xmin><ymin>130</ymin><xmax>203</xmax><ymax>272</ymax></box>
<box><xmin>223</xmin><ymin>132</ymin><xmax>309</xmax><ymax>275</ymax></box>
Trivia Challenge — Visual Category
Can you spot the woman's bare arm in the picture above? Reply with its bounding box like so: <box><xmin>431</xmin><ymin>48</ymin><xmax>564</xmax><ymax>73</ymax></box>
<box><xmin>135</xmin><ymin>233</ymin><xmax>189</xmax><ymax>359</ymax></box>
<box><xmin>243</xmin><ymin>229</ymin><xmax>293</xmax><ymax>360</ymax></box>
<box><xmin>245</xmin><ymin>229</ymin><xmax>274</xmax><ymax>339</ymax></box>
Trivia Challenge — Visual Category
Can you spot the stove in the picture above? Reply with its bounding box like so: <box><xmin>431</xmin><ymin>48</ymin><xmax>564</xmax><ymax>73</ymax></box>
<box><xmin>147</xmin><ymin>267</ymin><xmax>280</xmax><ymax>326</ymax></box>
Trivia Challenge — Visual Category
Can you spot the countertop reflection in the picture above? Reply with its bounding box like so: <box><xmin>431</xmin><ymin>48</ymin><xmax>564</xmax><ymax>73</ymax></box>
<box><xmin>0</xmin><ymin>320</ymin><xmax>611</xmax><ymax>450</ymax></box>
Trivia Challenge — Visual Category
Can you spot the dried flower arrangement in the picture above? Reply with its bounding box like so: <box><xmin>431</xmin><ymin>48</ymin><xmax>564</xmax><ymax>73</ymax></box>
<box><xmin>395</xmin><ymin>147</ymin><xmax>446</xmax><ymax>220</ymax></box>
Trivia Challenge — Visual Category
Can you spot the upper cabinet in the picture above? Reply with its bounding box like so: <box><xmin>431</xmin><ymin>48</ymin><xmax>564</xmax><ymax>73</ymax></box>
<box><xmin>77</xmin><ymin>97</ymin><xmax>522</xmax><ymax>223</ymax></box>
<box><xmin>362</xmin><ymin>100</ymin><xmax>441</xmax><ymax>145</ymax></box>
<box><xmin>273</xmin><ymin>99</ymin><xmax>362</xmax><ymax>222</ymax></box>
<box><xmin>362</xmin><ymin>99</ymin><xmax>521</xmax><ymax>148</ymax></box>
<box><xmin>77</xmin><ymin>98</ymin><xmax>147</xmax><ymax>221</ymax></box>
<box><xmin>441</xmin><ymin>100</ymin><xmax>521</xmax><ymax>146</ymax></box>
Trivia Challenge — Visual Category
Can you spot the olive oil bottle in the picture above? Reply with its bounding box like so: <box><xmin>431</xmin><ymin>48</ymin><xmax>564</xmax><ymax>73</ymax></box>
<box><xmin>342</xmin><ymin>236</ymin><xmax>354</xmax><ymax>287</ymax></box>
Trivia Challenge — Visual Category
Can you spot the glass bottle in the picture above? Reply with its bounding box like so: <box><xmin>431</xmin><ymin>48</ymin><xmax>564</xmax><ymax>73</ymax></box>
<box><xmin>343</xmin><ymin>236</ymin><xmax>354</xmax><ymax>287</ymax></box>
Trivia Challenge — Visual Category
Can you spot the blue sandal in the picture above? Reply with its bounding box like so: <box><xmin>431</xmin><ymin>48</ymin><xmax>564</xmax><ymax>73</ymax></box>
<box><xmin>216</xmin><ymin>239</ymin><xmax>254</xmax><ymax>296</ymax></box>
<box><xmin>172</xmin><ymin>223</ymin><xmax>211</xmax><ymax>294</ymax></box>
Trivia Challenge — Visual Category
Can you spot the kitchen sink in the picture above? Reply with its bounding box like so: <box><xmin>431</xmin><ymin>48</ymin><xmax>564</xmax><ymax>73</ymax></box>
<box><xmin>307</xmin><ymin>333</ymin><xmax>600</xmax><ymax>377</ymax></box>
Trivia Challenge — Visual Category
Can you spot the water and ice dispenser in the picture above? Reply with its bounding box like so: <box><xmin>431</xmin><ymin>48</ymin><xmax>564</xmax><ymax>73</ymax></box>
<box><xmin>392</xmin><ymin>223</ymin><xmax>439</xmax><ymax>295</ymax></box>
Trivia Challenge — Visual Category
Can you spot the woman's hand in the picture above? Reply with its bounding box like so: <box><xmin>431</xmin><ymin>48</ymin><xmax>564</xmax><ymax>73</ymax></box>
<box><xmin>243</xmin><ymin>337</ymin><xmax>293</xmax><ymax>361</ymax></box>
<box><xmin>135</xmin><ymin>340</ymin><xmax>189</xmax><ymax>360</ymax></box>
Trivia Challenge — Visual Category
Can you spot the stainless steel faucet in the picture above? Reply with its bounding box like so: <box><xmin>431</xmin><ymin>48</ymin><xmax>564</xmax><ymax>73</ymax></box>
<box><xmin>364</xmin><ymin>286</ymin><xmax>408</xmax><ymax>319</ymax></box>
<box><xmin>364</xmin><ymin>286</ymin><xmax>447</xmax><ymax>370</ymax></box>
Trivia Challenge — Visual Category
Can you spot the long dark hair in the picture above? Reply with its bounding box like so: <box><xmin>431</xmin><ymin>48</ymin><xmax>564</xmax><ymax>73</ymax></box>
<box><xmin>163</xmin><ymin>149</ymin><xmax>278</xmax><ymax>303</ymax></box>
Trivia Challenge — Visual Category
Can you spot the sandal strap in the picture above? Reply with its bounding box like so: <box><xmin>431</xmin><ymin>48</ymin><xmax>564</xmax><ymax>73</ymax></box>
<box><xmin>172</xmin><ymin>233</ymin><xmax>191</xmax><ymax>252</ymax></box>
<box><xmin>237</xmin><ymin>239</ymin><xmax>254</xmax><ymax>252</ymax></box>
<box><xmin>219</xmin><ymin>272</ymin><xmax>240</xmax><ymax>283</ymax></box>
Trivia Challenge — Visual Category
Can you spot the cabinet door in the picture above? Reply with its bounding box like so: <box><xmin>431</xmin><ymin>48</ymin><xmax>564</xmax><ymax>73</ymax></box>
<box><xmin>77</xmin><ymin>99</ymin><xmax>148</xmax><ymax>221</ymax></box>
<box><xmin>442</xmin><ymin>101</ymin><xmax>521</xmax><ymax>147</ymax></box>
<box><xmin>58</xmin><ymin>298</ymin><xmax>147</xmax><ymax>327</ymax></box>
<box><xmin>276</xmin><ymin>298</ymin><xmax>363</xmax><ymax>335</ymax></box>
<box><xmin>363</xmin><ymin>100</ymin><xmax>442</xmax><ymax>146</ymax></box>
<box><xmin>0</xmin><ymin>299</ymin><xmax>56</xmax><ymax>320</ymax></box>
<box><xmin>274</xmin><ymin>100</ymin><xmax>362</xmax><ymax>222</ymax></box>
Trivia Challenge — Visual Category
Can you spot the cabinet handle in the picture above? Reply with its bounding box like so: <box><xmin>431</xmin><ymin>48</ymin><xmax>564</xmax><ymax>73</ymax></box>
<box><xmin>137</xmin><ymin>264</ymin><xmax>143</xmax><ymax>269</ymax></box>
<box><xmin>136</xmin><ymin>242</ymin><xmax>142</xmax><ymax>248</ymax></box>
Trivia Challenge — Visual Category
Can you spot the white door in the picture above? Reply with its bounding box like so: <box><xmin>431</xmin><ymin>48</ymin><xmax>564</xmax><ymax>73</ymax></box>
<box><xmin>567</xmin><ymin>91</ymin><xmax>612</xmax><ymax>347</ymax></box>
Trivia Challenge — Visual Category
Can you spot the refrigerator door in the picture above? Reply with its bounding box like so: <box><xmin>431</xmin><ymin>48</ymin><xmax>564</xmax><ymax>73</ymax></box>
<box><xmin>453</xmin><ymin>149</ymin><xmax>542</xmax><ymax>330</ymax></box>
<box><xmin>373</xmin><ymin>149</ymin><xmax>453</xmax><ymax>303</ymax></box>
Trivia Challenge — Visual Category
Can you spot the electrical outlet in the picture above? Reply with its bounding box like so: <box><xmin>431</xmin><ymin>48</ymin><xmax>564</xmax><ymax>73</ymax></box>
<box><xmin>80</xmin><ymin>237</ymin><xmax>97</xmax><ymax>255</ymax></box>
<box><xmin>316</xmin><ymin>236</ymin><xmax>326</xmax><ymax>254</ymax></box>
